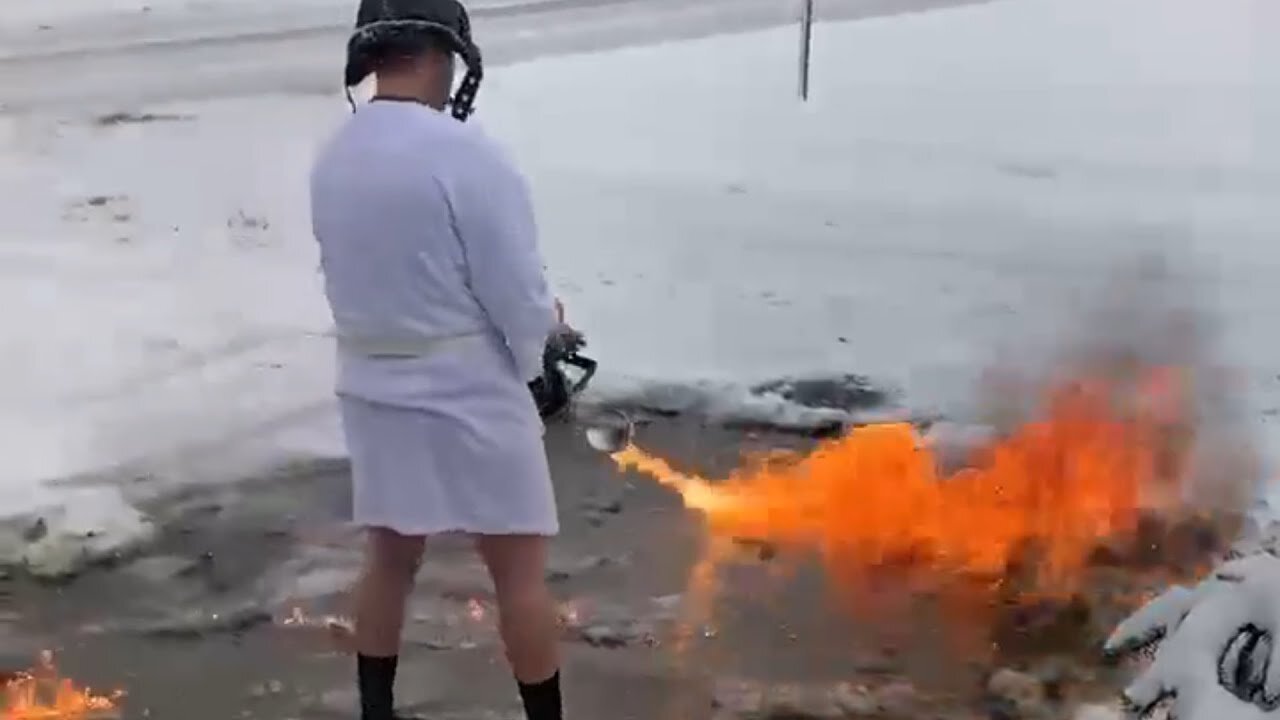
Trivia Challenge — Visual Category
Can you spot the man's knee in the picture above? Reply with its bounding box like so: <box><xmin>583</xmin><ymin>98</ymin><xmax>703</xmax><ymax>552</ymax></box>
<box><xmin>365</xmin><ymin>527</ymin><xmax>425</xmax><ymax>580</ymax></box>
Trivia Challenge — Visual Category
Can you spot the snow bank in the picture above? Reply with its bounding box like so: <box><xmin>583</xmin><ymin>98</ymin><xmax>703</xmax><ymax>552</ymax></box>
<box><xmin>584</xmin><ymin>374</ymin><xmax>911</xmax><ymax>433</ymax></box>
<box><xmin>0</xmin><ymin>486</ymin><xmax>155</xmax><ymax>579</ymax></box>
<box><xmin>0</xmin><ymin>0</ymin><xmax>1274</xmax><ymax>564</ymax></box>
<box><xmin>0</xmin><ymin>104</ymin><xmax>348</xmax><ymax>567</ymax></box>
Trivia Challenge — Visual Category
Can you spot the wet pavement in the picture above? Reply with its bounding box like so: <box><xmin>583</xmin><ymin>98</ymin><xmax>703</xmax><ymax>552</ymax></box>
<box><xmin>1</xmin><ymin>417</ymin><xmax>1148</xmax><ymax>720</ymax></box>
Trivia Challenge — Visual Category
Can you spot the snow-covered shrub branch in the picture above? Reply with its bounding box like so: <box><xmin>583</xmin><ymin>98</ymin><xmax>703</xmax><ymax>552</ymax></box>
<box><xmin>1105</xmin><ymin>553</ymin><xmax>1280</xmax><ymax>719</ymax></box>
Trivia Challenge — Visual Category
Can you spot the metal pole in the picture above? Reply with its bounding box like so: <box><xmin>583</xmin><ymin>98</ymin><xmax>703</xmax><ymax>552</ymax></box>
<box><xmin>799</xmin><ymin>0</ymin><xmax>814</xmax><ymax>101</ymax></box>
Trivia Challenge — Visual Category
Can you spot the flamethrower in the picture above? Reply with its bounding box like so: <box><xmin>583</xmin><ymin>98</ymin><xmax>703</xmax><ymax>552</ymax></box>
<box><xmin>529</xmin><ymin>324</ymin><xmax>599</xmax><ymax>420</ymax></box>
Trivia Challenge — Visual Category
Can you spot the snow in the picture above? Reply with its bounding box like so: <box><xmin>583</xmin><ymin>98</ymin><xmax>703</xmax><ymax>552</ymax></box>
<box><xmin>1071</xmin><ymin>705</ymin><xmax>1126</xmax><ymax>720</ymax></box>
<box><xmin>0</xmin><ymin>0</ymin><xmax>342</xmax><ymax>36</ymax></box>
<box><xmin>0</xmin><ymin>0</ymin><xmax>1275</xmax><ymax>572</ymax></box>
<box><xmin>503</xmin><ymin>0</ymin><xmax>1271</xmax><ymax>402</ymax></box>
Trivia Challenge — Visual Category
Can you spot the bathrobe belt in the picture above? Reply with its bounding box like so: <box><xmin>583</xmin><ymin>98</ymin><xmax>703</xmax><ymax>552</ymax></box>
<box><xmin>336</xmin><ymin>330</ymin><xmax>489</xmax><ymax>359</ymax></box>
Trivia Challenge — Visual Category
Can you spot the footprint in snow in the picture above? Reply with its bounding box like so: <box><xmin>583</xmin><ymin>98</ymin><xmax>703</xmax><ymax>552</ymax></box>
<box><xmin>63</xmin><ymin>194</ymin><xmax>134</xmax><ymax>226</ymax></box>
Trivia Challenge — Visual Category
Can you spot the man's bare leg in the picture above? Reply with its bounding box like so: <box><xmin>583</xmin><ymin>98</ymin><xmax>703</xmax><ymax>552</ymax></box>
<box><xmin>355</xmin><ymin>527</ymin><xmax>425</xmax><ymax>720</ymax></box>
<box><xmin>476</xmin><ymin>534</ymin><xmax>563</xmax><ymax>719</ymax></box>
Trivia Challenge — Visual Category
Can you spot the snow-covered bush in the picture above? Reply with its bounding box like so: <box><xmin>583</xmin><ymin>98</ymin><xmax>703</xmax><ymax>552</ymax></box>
<box><xmin>1105</xmin><ymin>553</ymin><xmax>1280</xmax><ymax>719</ymax></box>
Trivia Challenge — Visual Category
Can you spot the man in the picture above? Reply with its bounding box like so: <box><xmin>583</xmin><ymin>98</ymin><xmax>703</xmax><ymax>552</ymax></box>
<box><xmin>309</xmin><ymin>2</ymin><xmax>565</xmax><ymax>718</ymax></box>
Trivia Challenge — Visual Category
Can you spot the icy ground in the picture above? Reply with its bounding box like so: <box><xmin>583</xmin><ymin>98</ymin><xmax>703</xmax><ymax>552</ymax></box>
<box><xmin>0</xmin><ymin>0</ymin><xmax>1275</xmax><ymax>564</ymax></box>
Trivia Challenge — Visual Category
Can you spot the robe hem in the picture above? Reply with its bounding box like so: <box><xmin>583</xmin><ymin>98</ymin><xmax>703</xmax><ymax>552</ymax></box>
<box><xmin>349</xmin><ymin>519</ymin><xmax>560</xmax><ymax>538</ymax></box>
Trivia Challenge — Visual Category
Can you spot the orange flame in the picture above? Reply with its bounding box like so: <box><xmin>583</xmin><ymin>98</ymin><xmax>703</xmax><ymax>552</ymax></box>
<box><xmin>612</xmin><ymin>374</ymin><xmax>1194</xmax><ymax>593</ymax></box>
<box><xmin>2</xmin><ymin>652</ymin><xmax>122</xmax><ymax>719</ymax></box>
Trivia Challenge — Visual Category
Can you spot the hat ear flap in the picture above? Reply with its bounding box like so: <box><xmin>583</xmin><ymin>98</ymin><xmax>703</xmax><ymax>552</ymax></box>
<box><xmin>344</xmin><ymin>56</ymin><xmax>367</xmax><ymax>90</ymax></box>
<box><xmin>343</xmin><ymin>24</ymin><xmax>381</xmax><ymax>90</ymax></box>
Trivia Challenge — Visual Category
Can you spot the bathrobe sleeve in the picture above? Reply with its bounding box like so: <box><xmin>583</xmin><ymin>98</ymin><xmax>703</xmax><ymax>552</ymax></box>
<box><xmin>446</xmin><ymin>133</ymin><xmax>557</xmax><ymax>383</ymax></box>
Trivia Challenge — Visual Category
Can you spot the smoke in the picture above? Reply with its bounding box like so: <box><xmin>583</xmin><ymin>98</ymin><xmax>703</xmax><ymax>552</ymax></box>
<box><xmin>972</xmin><ymin>252</ymin><xmax>1262</xmax><ymax>519</ymax></box>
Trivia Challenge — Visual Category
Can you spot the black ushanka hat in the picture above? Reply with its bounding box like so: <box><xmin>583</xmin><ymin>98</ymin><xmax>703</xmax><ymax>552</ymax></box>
<box><xmin>344</xmin><ymin>0</ymin><xmax>483</xmax><ymax>121</ymax></box>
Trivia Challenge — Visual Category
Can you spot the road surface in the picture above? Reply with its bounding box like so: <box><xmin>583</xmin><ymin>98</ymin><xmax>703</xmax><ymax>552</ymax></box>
<box><xmin>0</xmin><ymin>0</ymin><xmax>991</xmax><ymax>112</ymax></box>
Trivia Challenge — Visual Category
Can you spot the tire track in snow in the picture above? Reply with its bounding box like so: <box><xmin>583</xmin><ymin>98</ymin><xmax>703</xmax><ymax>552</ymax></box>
<box><xmin>0</xmin><ymin>0</ymin><xmax>639</xmax><ymax>62</ymax></box>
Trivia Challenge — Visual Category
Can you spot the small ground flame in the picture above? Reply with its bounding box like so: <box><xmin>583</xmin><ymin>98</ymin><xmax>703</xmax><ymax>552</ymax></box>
<box><xmin>613</xmin><ymin>374</ymin><xmax>1199</xmax><ymax>594</ymax></box>
<box><xmin>2</xmin><ymin>651</ymin><xmax>122</xmax><ymax>720</ymax></box>
<box><xmin>280</xmin><ymin>606</ymin><xmax>357</xmax><ymax>654</ymax></box>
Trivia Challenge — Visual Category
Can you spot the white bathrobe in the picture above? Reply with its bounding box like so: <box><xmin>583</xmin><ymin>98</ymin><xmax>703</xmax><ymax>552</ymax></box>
<box><xmin>310</xmin><ymin>99</ymin><xmax>558</xmax><ymax>536</ymax></box>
